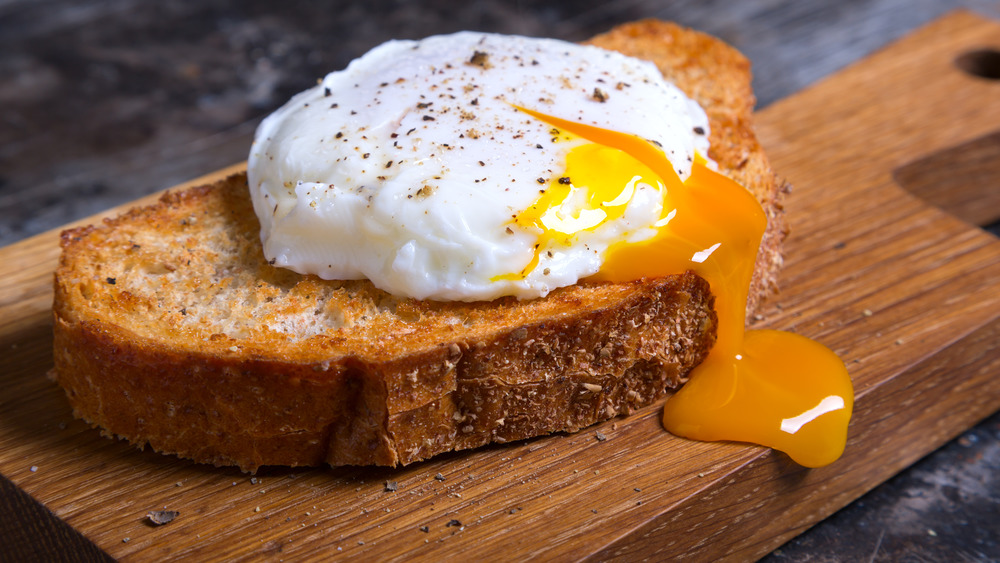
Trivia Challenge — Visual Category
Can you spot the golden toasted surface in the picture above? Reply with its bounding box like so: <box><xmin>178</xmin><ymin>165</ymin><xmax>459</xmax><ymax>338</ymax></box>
<box><xmin>52</xmin><ymin>20</ymin><xmax>784</xmax><ymax>470</ymax></box>
<box><xmin>56</xmin><ymin>175</ymin><xmax>704</xmax><ymax>363</ymax></box>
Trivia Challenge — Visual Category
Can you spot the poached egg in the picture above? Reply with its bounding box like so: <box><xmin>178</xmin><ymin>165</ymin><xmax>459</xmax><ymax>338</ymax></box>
<box><xmin>248</xmin><ymin>31</ymin><xmax>710</xmax><ymax>301</ymax></box>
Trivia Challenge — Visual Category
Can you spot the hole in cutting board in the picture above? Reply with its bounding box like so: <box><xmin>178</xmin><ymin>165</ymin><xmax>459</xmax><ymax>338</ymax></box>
<box><xmin>955</xmin><ymin>48</ymin><xmax>1000</xmax><ymax>80</ymax></box>
<box><xmin>893</xmin><ymin>130</ymin><xmax>1000</xmax><ymax>237</ymax></box>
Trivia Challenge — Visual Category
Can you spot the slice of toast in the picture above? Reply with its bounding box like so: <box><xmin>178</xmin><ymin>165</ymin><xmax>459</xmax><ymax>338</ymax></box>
<box><xmin>52</xmin><ymin>20</ymin><xmax>787</xmax><ymax>471</ymax></box>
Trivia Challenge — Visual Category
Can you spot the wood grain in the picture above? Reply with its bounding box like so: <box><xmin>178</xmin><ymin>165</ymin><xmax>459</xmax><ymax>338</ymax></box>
<box><xmin>1</xmin><ymin>11</ymin><xmax>998</xmax><ymax>562</ymax></box>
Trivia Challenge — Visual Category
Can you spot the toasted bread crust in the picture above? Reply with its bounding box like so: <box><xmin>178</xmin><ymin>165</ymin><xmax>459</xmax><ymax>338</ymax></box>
<box><xmin>588</xmin><ymin>20</ymin><xmax>789</xmax><ymax>309</ymax></box>
<box><xmin>52</xmin><ymin>20</ymin><xmax>784</xmax><ymax>471</ymax></box>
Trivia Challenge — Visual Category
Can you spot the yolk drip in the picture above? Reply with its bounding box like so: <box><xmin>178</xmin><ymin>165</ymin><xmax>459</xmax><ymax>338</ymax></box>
<box><xmin>515</xmin><ymin>106</ymin><xmax>853</xmax><ymax>467</ymax></box>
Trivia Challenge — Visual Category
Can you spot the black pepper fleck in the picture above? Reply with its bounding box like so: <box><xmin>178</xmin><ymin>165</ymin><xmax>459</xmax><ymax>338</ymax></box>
<box><xmin>468</xmin><ymin>50</ymin><xmax>491</xmax><ymax>68</ymax></box>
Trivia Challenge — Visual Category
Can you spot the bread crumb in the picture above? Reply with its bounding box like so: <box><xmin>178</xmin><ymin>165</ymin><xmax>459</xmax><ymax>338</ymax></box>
<box><xmin>146</xmin><ymin>510</ymin><xmax>179</xmax><ymax>526</ymax></box>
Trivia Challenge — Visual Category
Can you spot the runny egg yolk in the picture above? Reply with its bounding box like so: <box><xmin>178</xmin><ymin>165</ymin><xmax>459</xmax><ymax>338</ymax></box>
<box><xmin>514</xmin><ymin>106</ymin><xmax>853</xmax><ymax>467</ymax></box>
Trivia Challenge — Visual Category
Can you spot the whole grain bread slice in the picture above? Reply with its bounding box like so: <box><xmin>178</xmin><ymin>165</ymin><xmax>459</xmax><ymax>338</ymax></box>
<box><xmin>52</xmin><ymin>20</ymin><xmax>787</xmax><ymax>472</ymax></box>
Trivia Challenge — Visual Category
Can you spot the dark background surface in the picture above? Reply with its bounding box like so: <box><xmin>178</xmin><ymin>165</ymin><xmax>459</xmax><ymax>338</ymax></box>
<box><xmin>2</xmin><ymin>1</ymin><xmax>999</xmax><ymax>561</ymax></box>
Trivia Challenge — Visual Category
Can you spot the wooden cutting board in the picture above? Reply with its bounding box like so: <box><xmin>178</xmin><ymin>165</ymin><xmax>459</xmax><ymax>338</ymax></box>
<box><xmin>2</xmin><ymin>11</ymin><xmax>998</xmax><ymax>561</ymax></box>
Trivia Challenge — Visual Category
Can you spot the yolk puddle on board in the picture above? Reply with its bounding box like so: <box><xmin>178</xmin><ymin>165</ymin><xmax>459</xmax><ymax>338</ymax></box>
<box><xmin>515</xmin><ymin>106</ymin><xmax>853</xmax><ymax>467</ymax></box>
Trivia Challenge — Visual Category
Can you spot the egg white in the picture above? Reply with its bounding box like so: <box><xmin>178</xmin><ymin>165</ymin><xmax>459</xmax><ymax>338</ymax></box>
<box><xmin>247</xmin><ymin>31</ymin><xmax>710</xmax><ymax>301</ymax></box>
